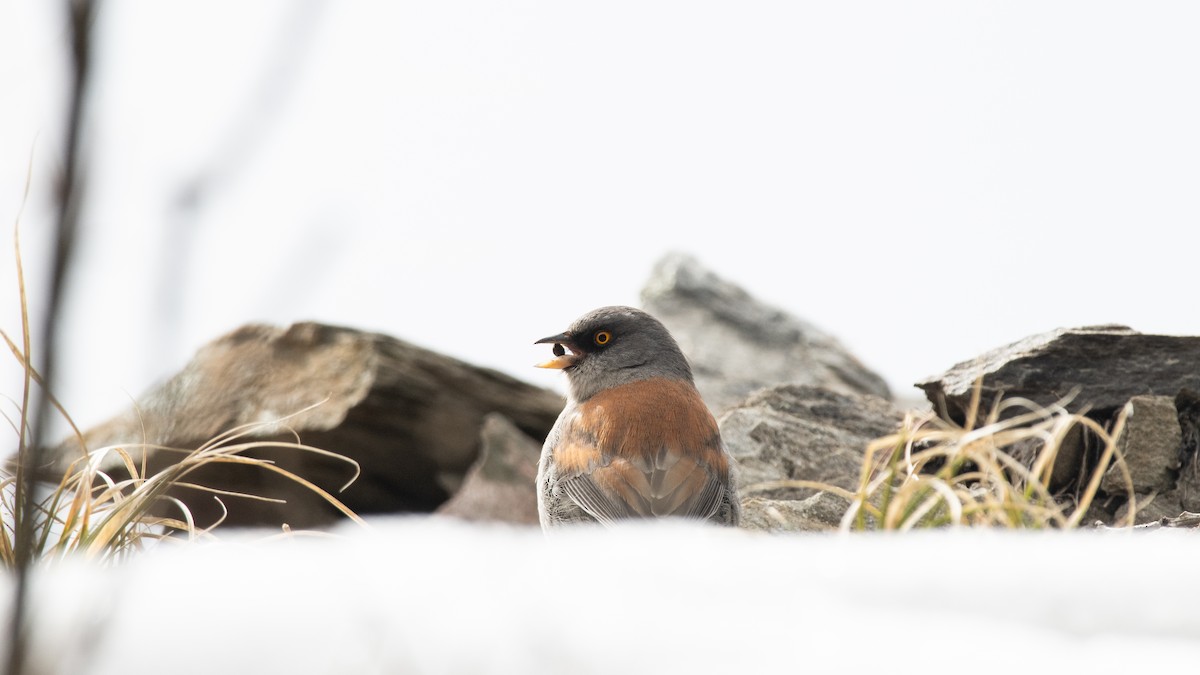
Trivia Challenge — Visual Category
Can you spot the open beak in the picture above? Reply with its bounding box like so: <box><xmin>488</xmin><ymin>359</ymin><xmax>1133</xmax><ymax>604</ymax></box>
<box><xmin>534</xmin><ymin>332</ymin><xmax>579</xmax><ymax>369</ymax></box>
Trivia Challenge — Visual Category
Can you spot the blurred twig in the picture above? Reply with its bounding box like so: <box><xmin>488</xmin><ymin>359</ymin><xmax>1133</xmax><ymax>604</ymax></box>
<box><xmin>5</xmin><ymin>1</ymin><xmax>97</xmax><ymax>674</ymax></box>
<box><xmin>156</xmin><ymin>0</ymin><xmax>326</xmax><ymax>365</ymax></box>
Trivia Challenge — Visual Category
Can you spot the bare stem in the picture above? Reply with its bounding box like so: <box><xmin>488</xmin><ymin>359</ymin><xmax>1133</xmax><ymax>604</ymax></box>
<box><xmin>5</xmin><ymin>2</ymin><xmax>97</xmax><ymax>674</ymax></box>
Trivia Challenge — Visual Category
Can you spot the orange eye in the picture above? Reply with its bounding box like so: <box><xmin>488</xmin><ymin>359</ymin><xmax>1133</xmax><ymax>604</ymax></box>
<box><xmin>594</xmin><ymin>330</ymin><xmax>612</xmax><ymax>346</ymax></box>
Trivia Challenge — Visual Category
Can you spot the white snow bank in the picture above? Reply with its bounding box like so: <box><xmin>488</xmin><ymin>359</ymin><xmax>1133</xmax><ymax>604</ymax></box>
<box><xmin>6</xmin><ymin>518</ymin><xmax>1200</xmax><ymax>674</ymax></box>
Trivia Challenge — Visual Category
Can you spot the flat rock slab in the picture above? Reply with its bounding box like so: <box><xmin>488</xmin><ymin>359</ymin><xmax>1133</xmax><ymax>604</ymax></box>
<box><xmin>43</xmin><ymin>322</ymin><xmax>564</xmax><ymax>529</ymax></box>
<box><xmin>641</xmin><ymin>253</ymin><xmax>891</xmax><ymax>412</ymax></box>
<box><xmin>917</xmin><ymin>326</ymin><xmax>1200</xmax><ymax>422</ymax></box>
<box><xmin>720</xmin><ymin>384</ymin><xmax>904</xmax><ymax>500</ymax></box>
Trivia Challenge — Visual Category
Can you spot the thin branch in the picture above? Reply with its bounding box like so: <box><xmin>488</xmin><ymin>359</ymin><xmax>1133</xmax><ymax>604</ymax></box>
<box><xmin>5</xmin><ymin>1</ymin><xmax>98</xmax><ymax>674</ymax></box>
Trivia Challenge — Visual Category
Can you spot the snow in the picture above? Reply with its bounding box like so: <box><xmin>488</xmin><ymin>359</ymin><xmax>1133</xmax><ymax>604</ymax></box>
<box><xmin>10</xmin><ymin>518</ymin><xmax>1200</xmax><ymax>674</ymax></box>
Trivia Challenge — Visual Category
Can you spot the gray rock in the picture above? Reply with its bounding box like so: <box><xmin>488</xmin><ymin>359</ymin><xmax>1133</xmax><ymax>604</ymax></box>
<box><xmin>1116</xmin><ymin>490</ymin><xmax>1185</xmax><ymax>526</ymax></box>
<box><xmin>917</xmin><ymin>326</ymin><xmax>1200</xmax><ymax>423</ymax></box>
<box><xmin>1175</xmin><ymin>389</ymin><xmax>1200</xmax><ymax>512</ymax></box>
<box><xmin>740</xmin><ymin>492</ymin><xmax>848</xmax><ymax>532</ymax></box>
<box><xmin>436</xmin><ymin>414</ymin><xmax>541</xmax><ymax>525</ymax></box>
<box><xmin>43</xmin><ymin>322</ymin><xmax>564</xmax><ymax>529</ymax></box>
<box><xmin>641</xmin><ymin>252</ymin><xmax>891</xmax><ymax>412</ymax></box>
<box><xmin>720</xmin><ymin>384</ymin><xmax>904</xmax><ymax>499</ymax></box>
<box><xmin>1101</xmin><ymin>396</ymin><xmax>1182</xmax><ymax>495</ymax></box>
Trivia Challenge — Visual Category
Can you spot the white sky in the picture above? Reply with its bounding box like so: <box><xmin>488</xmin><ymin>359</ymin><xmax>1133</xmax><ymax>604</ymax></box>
<box><xmin>3</xmin><ymin>1</ymin><xmax>1200</xmax><ymax>436</ymax></box>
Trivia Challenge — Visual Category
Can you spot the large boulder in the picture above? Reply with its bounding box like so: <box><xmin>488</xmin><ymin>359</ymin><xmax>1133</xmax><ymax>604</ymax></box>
<box><xmin>43</xmin><ymin>322</ymin><xmax>564</xmax><ymax>529</ymax></box>
<box><xmin>641</xmin><ymin>253</ymin><xmax>891</xmax><ymax>412</ymax></box>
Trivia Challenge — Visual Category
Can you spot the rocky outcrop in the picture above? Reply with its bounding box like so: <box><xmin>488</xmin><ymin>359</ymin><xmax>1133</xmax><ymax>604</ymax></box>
<box><xmin>641</xmin><ymin>253</ymin><xmax>891</xmax><ymax>412</ymax></box>
<box><xmin>721</xmin><ymin>385</ymin><xmax>904</xmax><ymax>531</ymax></box>
<box><xmin>920</xmin><ymin>327</ymin><xmax>1200</xmax><ymax>526</ymax></box>
<box><xmin>43</xmin><ymin>322</ymin><xmax>563</xmax><ymax>529</ymax></box>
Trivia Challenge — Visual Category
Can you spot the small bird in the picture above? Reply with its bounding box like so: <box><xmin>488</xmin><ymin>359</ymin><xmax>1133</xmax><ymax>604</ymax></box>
<box><xmin>534</xmin><ymin>306</ymin><xmax>740</xmax><ymax>529</ymax></box>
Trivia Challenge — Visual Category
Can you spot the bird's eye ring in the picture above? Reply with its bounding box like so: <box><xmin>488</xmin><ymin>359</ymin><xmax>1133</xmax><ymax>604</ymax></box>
<box><xmin>594</xmin><ymin>330</ymin><xmax>612</xmax><ymax>346</ymax></box>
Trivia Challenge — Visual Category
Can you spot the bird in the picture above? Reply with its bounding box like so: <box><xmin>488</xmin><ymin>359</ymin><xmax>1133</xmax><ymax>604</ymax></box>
<box><xmin>533</xmin><ymin>305</ymin><xmax>740</xmax><ymax>529</ymax></box>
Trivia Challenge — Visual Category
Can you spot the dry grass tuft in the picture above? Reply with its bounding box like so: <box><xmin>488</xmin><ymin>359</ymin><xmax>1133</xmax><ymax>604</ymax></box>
<box><xmin>752</xmin><ymin>383</ymin><xmax>1138</xmax><ymax>531</ymax></box>
<box><xmin>1</xmin><ymin>415</ymin><xmax>365</xmax><ymax>566</ymax></box>
<box><xmin>842</xmin><ymin>388</ymin><xmax>1134</xmax><ymax>531</ymax></box>
<box><xmin>1</xmin><ymin>223</ymin><xmax>363</xmax><ymax>567</ymax></box>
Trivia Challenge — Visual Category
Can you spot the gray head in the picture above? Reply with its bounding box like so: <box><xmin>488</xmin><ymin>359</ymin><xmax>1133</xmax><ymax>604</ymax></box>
<box><xmin>534</xmin><ymin>306</ymin><xmax>693</xmax><ymax>401</ymax></box>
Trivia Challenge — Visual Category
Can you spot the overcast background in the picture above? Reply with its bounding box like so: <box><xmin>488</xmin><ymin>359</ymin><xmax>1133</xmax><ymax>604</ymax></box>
<box><xmin>2</xmin><ymin>1</ymin><xmax>1199</xmax><ymax>438</ymax></box>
